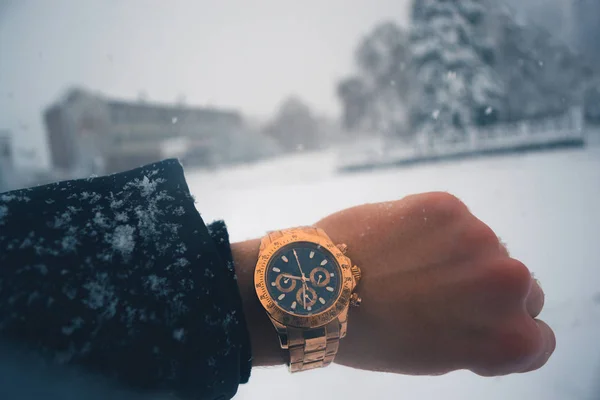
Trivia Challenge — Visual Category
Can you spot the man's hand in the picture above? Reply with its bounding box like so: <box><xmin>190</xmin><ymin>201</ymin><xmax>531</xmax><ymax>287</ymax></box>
<box><xmin>231</xmin><ymin>192</ymin><xmax>555</xmax><ymax>376</ymax></box>
<box><xmin>316</xmin><ymin>192</ymin><xmax>554</xmax><ymax>376</ymax></box>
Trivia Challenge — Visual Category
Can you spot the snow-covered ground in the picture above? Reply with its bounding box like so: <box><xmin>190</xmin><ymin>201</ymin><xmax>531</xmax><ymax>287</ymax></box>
<box><xmin>186</xmin><ymin>144</ymin><xmax>600</xmax><ymax>400</ymax></box>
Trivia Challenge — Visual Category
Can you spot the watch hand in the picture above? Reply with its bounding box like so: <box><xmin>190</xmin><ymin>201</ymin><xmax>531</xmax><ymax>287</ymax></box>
<box><xmin>281</xmin><ymin>273</ymin><xmax>303</xmax><ymax>280</ymax></box>
<box><xmin>293</xmin><ymin>249</ymin><xmax>307</xmax><ymax>281</ymax></box>
<box><xmin>317</xmin><ymin>275</ymin><xmax>322</xmax><ymax>285</ymax></box>
<box><xmin>284</xmin><ymin>278</ymin><xmax>289</xmax><ymax>284</ymax></box>
<box><xmin>303</xmin><ymin>284</ymin><xmax>306</xmax><ymax>308</ymax></box>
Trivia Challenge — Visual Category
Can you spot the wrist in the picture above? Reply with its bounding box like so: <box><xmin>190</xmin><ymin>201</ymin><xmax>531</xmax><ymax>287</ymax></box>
<box><xmin>231</xmin><ymin>238</ymin><xmax>287</xmax><ymax>367</ymax></box>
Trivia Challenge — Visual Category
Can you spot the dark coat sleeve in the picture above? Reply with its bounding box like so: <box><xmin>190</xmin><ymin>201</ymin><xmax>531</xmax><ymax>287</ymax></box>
<box><xmin>0</xmin><ymin>159</ymin><xmax>252</xmax><ymax>400</ymax></box>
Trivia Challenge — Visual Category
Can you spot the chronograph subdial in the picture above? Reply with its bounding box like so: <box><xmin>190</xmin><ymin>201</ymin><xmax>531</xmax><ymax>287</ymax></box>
<box><xmin>310</xmin><ymin>267</ymin><xmax>331</xmax><ymax>287</ymax></box>
<box><xmin>296</xmin><ymin>286</ymin><xmax>317</xmax><ymax>309</ymax></box>
<box><xmin>275</xmin><ymin>274</ymin><xmax>297</xmax><ymax>293</ymax></box>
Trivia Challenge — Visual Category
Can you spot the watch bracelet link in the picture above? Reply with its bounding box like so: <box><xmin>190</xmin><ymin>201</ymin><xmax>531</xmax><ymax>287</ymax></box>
<box><xmin>263</xmin><ymin>227</ymin><xmax>341</xmax><ymax>372</ymax></box>
<box><xmin>288</xmin><ymin>320</ymin><xmax>341</xmax><ymax>372</ymax></box>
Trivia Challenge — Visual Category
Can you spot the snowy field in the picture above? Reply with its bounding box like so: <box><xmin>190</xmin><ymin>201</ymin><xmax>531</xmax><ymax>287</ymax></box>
<box><xmin>186</xmin><ymin>143</ymin><xmax>600</xmax><ymax>400</ymax></box>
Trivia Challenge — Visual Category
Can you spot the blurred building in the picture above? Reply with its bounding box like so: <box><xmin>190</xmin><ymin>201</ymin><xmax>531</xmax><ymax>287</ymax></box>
<box><xmin>44</xmin><ymin>88</ymin><xmax>244</xmax><ymax>176</ymax></box>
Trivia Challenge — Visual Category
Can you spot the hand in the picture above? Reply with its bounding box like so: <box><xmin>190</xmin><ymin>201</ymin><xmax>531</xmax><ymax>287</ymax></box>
<box><xmin>315</xmin><ymin>192</ymin><xmax>555</xmax><ymax>376</ymax></box>
<box><xmin>231</xmin><ymin>192</ymin><xmax>555</xmax><ymax>374</ymax></box>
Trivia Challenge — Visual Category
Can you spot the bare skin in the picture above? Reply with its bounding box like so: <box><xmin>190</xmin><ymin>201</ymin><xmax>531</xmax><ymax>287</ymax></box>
<box><xmin>231</xmin><ymin>192</ymin><xmax>555</xmax><ymax>376</ymax></box>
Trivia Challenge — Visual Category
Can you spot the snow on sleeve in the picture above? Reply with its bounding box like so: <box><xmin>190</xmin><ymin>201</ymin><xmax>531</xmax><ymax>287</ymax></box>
<box><xmin>109</xmin><ymin>225</ymin><xmax>136</xmax><ymax>259</ymax></box>
<box><xmin>0</xmin><ymin>204</ymin><xmax>7</xmax><ymax>226</ymax></box>
<box><xmin>0</xmin><ymin>159</ymin><xmax>250</xmax><ymax>399</ymax></box>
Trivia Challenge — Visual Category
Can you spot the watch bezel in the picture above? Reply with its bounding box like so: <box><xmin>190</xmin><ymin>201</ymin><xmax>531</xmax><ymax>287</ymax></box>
<box><xmin>254</xmin><ymin>230</ymin><xmax>354</xmax><ymax>329</ymax></box>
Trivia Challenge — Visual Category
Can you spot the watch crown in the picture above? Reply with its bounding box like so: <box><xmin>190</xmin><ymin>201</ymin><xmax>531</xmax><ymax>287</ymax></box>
<box><xmin>351</xmin><ymin>265</ymin><xmax>361</xmax><ymax>284</ymax></box>
<box><xmin>350</xmin><ymin>293</ymin><xmax>362</xmax><ymax>307</ymax></box>
<box><xmin>337</xmin><ymin>243</ymin><xmax>348</xmax><ymax>254</ymax></box>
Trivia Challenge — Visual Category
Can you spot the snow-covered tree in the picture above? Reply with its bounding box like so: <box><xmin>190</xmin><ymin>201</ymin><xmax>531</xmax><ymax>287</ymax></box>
<box><xmin>409</xmin><ymin>0</ymin><xmax>504</xmax><ymax>144</ymax></box>
<box><xmin>337</xmin><ymin>21</ymin><xmax>412</xmax><ymax>138</ymax></box>
<box><xmin>337</xmin><ymin>77</ymin><xmax>371</xmax><ymax>133</ymax></box>
<box><xmin>490</xmin><ymin>6</ymin><xmax>595</xmax><ymax>121</ymax></box>
<box><xmin>264</xmin><ymin>96</ymin><xmax>322</xmax><ymax>151</ymax></box>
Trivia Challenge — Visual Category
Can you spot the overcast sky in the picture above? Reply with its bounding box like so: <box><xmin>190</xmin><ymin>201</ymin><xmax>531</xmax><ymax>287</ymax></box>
<box><xmin>0</xmin><ymin>0</ymin><xmax>410</xmax><ymax>166</ymax></box>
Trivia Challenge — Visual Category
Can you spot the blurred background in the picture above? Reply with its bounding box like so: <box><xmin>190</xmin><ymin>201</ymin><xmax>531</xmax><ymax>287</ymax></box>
<box><xmin>1</xmin><ymin>0</ymin><xmax>599</xmax><ymax>188</ymax></box>
<box><xmin>1</xmin><ymin>0</ymin><xmax>600</xmax><ymax>399</ymax></box>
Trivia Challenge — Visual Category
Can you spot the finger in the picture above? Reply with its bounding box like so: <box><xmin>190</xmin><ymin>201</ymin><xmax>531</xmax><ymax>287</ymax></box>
<box><xmin>521</xmin><ymin>319</ymin><xmax>556</xmax><ymax>372</ymax></box>
<box><xmin>526</xmin><ymin>279</ymin><xmax>545</xmax><ymax>318</ymax></box>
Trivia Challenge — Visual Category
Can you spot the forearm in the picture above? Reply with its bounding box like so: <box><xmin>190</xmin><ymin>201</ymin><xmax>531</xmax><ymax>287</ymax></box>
<box><xmin>230</xmin><ymin>194</ymin><xmax>555</xmax><ymax>377</ymax></box>
<box><xmin>231</xmin><ymin>239</ymin><xmax>287</xmax><ymax>367</ymax></box>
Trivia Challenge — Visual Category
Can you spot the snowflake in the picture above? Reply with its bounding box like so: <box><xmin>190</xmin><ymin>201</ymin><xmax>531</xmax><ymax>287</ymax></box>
<box><xmin>110</xmin><ymin>225</ymin><xmax>136</xmax><ymax>257</ymax></box>
<box><xmin>173</xmin><ymin>206</ymin><xmax>186</xmax><ymax>217</ymax></box>
<box><xmin>83</xmin><ymin>272</ymin><xmax>117</xmax><ymax>317</ymax></box>
<box><xmin>93</xmin><ymin>211</ymin><xmax>110</xmax><ymax>228</ymax></box>
<box><xmin>173</xmin><ymin>258</ymin><xmax>190</xmax><ymax>268</ymax></box>
<box><xmin>61</xmin><ymin>235</ymin><xmax>79</xmax><ymax>252</ymax></box>
<box><xmin>143</xmin><ymin>274</ymin><xmax>171</xmax><ymax>297</ymax></box>
<box><xmin>172</xmin><ymin>328</ymin><xmax>186</xmax><ymax>341</ymax></box>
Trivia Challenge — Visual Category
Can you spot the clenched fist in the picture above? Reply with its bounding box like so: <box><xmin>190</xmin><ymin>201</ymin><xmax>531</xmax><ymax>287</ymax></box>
<box><xmin>316</xmin><ymin>192</ymin><xmax>555</xmax><ymax>376</ymax></box>
<box><xmin>232</xmin><ymin>192</ymin><xmax>555</xmax><ymax>376</ymax></box>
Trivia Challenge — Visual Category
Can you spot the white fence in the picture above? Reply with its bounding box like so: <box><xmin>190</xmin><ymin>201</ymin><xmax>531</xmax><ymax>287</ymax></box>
<box><xmin>339</xmin><ymin>107</ymin><xmax>587</xmax><ymax>171</ymax></box>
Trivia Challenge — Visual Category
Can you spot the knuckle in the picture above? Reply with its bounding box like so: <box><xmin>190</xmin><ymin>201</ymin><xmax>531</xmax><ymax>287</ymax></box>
<box><xmin>489</xmin><ymin>258</ymin><xmax>532</xmax><ymax>298</ymax></box>
<box><xmin>419</xmin><ymin>192</ymin><xmax>469</xmax><ymax>220</ymax></box>
<box><xmin>468</xmin><ymin>221</ymin><xmax>499</xmax><ymax>248</ymax></box>
<box><xmin>456</xmin><ymin>220</ymin><xmax>499</xmax><ymax>258</ymax></box>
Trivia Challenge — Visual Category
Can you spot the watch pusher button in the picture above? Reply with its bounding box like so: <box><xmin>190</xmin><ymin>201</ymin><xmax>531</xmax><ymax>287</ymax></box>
<box><xmin>350</xmin><ymin>293</ymin><xmax>362</xmax><ymax>307</ymax></box>
<box><xmin>351</xmin><ymin>265</ymin><xmax>361</xmax><ymax>284</ymax></box>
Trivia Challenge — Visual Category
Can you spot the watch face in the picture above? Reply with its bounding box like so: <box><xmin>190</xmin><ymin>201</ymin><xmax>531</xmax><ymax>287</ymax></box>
<box><xmin>265</xmin><ymin>242</ymin><xmax>342</xmax><ymax>316</ymax></box>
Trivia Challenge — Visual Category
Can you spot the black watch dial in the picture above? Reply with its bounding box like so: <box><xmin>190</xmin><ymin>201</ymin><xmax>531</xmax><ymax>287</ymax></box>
<box><xmin>265</xmin><ymin>242</ymin><xmax>341</xmax><ymax>316</ymax></box>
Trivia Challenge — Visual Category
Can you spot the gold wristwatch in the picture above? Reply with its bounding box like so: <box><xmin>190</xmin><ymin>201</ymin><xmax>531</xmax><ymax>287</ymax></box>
<box><xmin>254</xmin><ymin>227</ymin><xmax>362</xmax><ymax>372</ymax></box>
